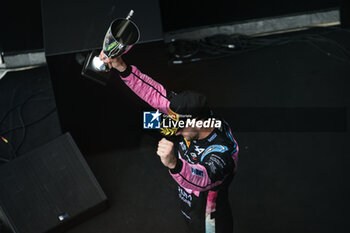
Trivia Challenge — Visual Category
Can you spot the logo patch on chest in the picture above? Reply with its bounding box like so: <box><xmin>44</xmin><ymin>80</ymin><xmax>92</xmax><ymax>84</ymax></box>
<box><xmin>179</xmin><ymin>141</ymin><xmax>187</xmax><ymax>151</ymax></box>
<box><xmin>191</xmin><ymin>167</ymin><xmax>204</xmax><ymax>177</ymax></box>
<box><xmin>190</xmin><ymin>152</ymin><xmax>198</xmax><ymax>160</ymax></box>
<box><xmin>194</xmin><ymin>146</ymin><xmax>205</xmax><ymax>154</ymax></box>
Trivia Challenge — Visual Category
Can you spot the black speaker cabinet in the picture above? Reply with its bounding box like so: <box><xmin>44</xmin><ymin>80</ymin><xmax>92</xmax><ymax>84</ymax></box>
<box><xmin>0</xmin><ymin>133</ymin><xmax>107</xmax><ymax>233</ymax></box>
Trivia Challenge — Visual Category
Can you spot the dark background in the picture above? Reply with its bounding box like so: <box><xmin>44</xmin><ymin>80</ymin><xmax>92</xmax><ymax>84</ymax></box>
<box><xmin>0</xmin><ymin>1</ymin><xmax>44</xmax><ymax>53</ymax></box>
<box><xmin>159</xmin><ymin>0</ymin><xmax>341</xmax><ymax>32</ymax></box>
<box><xmin>1</xmin><ymin>0</ymin><xmax>350</xmax><ymax>233</ymax></box>
<box><xmin>41</xmin><ymin>0</ymin><xmax>163</xmax><ymax>56</ymax></box>
<box><xmin>0</xmin><ymin>0</ymin><xmax>342</xmax><ymax>55</ymax></box>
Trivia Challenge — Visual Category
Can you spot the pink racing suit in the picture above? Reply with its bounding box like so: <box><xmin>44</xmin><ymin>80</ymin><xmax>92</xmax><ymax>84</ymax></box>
<box><xmin>116</xmin><ymin>65</ymin><xmax>239</xmax><ymax>233</ymax></box>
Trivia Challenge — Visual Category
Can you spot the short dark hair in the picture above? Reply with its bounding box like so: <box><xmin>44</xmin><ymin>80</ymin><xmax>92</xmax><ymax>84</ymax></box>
<box><xmin>169</xmin><ymin>91</ymin><xmax>212</xmax><ymax>119</ymax></box>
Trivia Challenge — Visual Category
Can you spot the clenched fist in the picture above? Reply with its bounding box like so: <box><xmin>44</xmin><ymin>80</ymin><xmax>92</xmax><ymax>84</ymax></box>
<box><xmin>157</xmin><ymin>138</ymin><xmax>177</xmax><ymax>169</ymax></box>
<box><xmin>99</xmin><ymin>50</ymin><xmax>127</xmax><ymax>72</ymax></box>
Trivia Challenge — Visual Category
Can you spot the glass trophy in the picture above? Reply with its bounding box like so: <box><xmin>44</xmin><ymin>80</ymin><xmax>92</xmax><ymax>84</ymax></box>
<box><xmin>92</xmin><ymin>10</ymin><xmax>140</xmax><ymax>72</ymax></box>
<box><xmin>81</xmin><ymin>10</ymin><xmax>140</xmax><ymax>85</ymax></box>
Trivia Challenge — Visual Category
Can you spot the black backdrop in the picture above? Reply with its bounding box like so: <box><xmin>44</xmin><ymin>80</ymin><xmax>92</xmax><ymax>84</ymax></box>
<box><xmin>0</xmin><ymin>0</ymin><xmax>43</xmax><ymax>53</ymax></box>
<box><xmin>41</xmin><ymin>0</ymin><xmax>163</xmax><ymax>56</ymax></box>
<box><xmin>341</xmin><ymin>0</ymin><xmax>350</xmax><ymax>28</ymax></box>
<box><xmin>159</xmin><ymin>0</ymin><xmax>341</xmax><ymax>33</ymax></box>
<box><xmin>0</xmin><ymin>0</ymin><xmax>343</xmax><ymax>54</ymax></box>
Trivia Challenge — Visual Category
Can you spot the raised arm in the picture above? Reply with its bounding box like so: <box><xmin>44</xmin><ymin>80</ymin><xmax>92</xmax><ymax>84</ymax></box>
<box><xmin>100</xmin><ymin>52</ymin><xmax>171</xmax><ymax>114</ymax></box>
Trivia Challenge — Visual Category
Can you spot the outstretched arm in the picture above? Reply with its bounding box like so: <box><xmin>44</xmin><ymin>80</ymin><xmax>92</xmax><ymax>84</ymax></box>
<box><xmin>100</xmin><ymin>52</ymin><xmax>171</xmax><ymax>114</ymax></box>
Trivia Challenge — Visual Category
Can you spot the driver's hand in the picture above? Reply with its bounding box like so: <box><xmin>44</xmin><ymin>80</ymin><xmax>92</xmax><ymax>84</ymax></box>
<box><xmin>99</xmin><ymin>50</ymin><xmax>127</xmax><ymax>72</ymax></box>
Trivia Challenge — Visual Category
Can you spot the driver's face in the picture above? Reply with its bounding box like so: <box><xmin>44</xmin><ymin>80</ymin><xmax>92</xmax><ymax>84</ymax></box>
<box><xmin>176</xmin><ymin>126</ymin><xmax>200</xmax><ymax>141</ymax></box>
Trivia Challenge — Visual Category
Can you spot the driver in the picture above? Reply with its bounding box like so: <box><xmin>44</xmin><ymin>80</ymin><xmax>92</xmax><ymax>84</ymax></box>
<box><xmin>100</xmin><ymin>52</ymin><xmax>239</xmax><ymax>233</ymax></box>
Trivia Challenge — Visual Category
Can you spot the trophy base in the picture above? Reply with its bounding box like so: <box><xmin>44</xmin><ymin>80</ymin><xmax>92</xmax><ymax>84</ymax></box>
<box><xmin>92</xmin><ymin>56</ymin><xmax>110</xmax><ymax>72</ymax></box>
<box><xmin>81</xmin><ymin>50</ymin><xmax>113</xmax><ymax>86</ymax></box>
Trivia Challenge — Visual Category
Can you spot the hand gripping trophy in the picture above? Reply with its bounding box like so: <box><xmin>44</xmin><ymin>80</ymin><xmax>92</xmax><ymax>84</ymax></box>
<box><xmin>92</xmin><ymin>10</ymin><xmax>140</xmax><ymax>72</ymax></box>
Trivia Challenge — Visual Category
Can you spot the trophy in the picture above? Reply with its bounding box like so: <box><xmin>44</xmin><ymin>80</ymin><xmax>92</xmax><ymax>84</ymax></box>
<box><xmin>92</xmin><ymin>10</ymin><xmax>140</xmax><ymax>72</ymax></box>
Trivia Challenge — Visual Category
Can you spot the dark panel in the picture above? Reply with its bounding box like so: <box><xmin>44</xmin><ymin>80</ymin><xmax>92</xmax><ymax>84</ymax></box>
<box><xmin>0</xmin><ymin>133</ymin><xmax>107</xmax><ymax>233</ymax></box>
<box><xmin>341</xmin><ymin>0</ymin><xmax>350</xmax><ymax>28</ymax></box>
<box><xmin>0</xmin><ymin>0</ymin><xmax>43</xmax><ymax>53</ymax></box>
<box><xmin>160</xmin><ymin>0</ymin><xmax>341</xmax><ymax>33</ymax></box>
<box><xmin>42</xmin><ymin>0</ymin><xmax>163</xmax><ymax>56</ymax></box>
